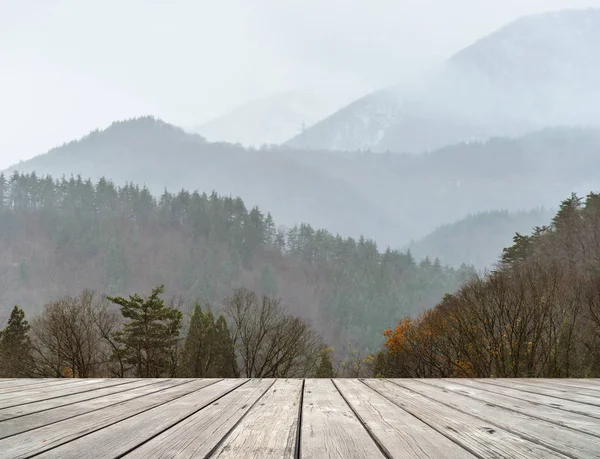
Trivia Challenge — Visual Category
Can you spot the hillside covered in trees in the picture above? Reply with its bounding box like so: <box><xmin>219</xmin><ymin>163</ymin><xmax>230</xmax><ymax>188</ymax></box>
<box><xmin>7</xmin><ymin>118</ymin><xmax>600</xmax><ymax>251</ymax></box>
<box><xmin>377</xmin><ymin>192</ymin><xmax>600</xmax><ymax>378</ymax></box>
<box><xmin>0</xmin><ymin>171</ymin><xmax>474</xmax><ymax>355</ymax></box>
<box><xmin>408</xmin><ymin>208</ymin><xmax>554</xmax><ymax>269</ymax></box>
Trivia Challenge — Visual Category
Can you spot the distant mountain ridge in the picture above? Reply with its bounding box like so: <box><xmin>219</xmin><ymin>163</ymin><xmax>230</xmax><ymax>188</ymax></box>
<box><xmin>286</xmin><ymin>8</ymin><xmax>600</xmax><ymax>153</ymax></box>
<box><xmin>6</xmin><ymin>118</ymin><xmax>600</xmax><ymax>252</ymax></box>
<box><xmin>5</xmin><ymin>117</ymin><xmax>398</xmax><ymax>247</ymax></box>
<box><xmin>407</xmin><ymin>208</ymin><xmax>556</xmax><ymax>270</ymax></box>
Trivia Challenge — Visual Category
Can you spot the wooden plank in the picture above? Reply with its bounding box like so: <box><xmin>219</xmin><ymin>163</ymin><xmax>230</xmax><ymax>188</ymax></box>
<box><xmin>37</xmin><ymin>379</ymin><xmax>248</xmax><ymax>459</ymax></box>
<box><xmin>396</xmin><ymin>379</ymin><xmax>600</xmax><ymax>459</ymax></box>
<box><xmin>0</xmin><ymin>379</ymin><xmax>66</xmax><ymax>391</ymax></box>
<box><xmin>301</xmin><ymin>378</ymin><xmax>386</xmax><ymax>459</ymax></box>
<box><xmin>123</xmin><ymin>379</ymin><xmax>274</xmax><ymax>459</ymax></box>
<box><xmin>0</xmin><ymin>378</ymin><xmax>200</xmax><ymax>443</ymax></box>
<box><xmin>0</xmin><ymin>379</ymin><xmax>153</xmax><ymax>422</ymax></box>
<box><xmin>0</xmin><ymin>379</ymin><xmax>215</xmax><ymax>458</ymax></box>
<box><xmin>0</xmin><ymin>378</ymin><xmax>113</xmax><ymax>403</ymax></box>
<box><xmin>453</xmin><ymin>378</ymin><xmax>600</xmax><ymax>420</ymax></box>
<box><xmin>0</xmin><ymin>378</ymin><xmax>137</xmax><ymax>409</ymax></box>
<box><xmin>0</xmin><ymin>379</ymin><xmax>82</xmax><ymax>395</ymax></box>
<box><xmin>0</xmin><ymin>379</ymin><xmax>49</xmax><ymax>390</ymax></box>
<box><xmin>534</xmin><ymin>379</ymin><xmax>600</xmax><ymax>391</ymax></box>
<box><xmin>479</xmin><ymin>379</ymin><xmax>600</xmax><ymax>406</ymax></box>
<box><xmin>365</xmin><ymin>379</ymin><xmax>569</xmax><ymax>458</ymax></box>
<box><xmin>514</xmin><ymin>378</ymin><xmax>600</xmax><ymax>395</ymax></box>
<box><xmin>209</xmin><ymin>379</ymin><xmax>302</xmax><ymax>458</ymax></box>
<box><xmin>420</xmin><ymin>379</ymin><xmax>600</xmax><ymax>438</ymax></box>
<box><xmin>333</xmin><ymin>379</ymin><xmax>475</xmax><ymax>458</ymax></box>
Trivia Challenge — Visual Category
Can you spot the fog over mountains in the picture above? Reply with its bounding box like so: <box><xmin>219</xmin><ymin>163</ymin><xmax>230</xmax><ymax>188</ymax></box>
<box><xmin>6</xmin><ymin>119</ymin><xmax>600</xmax><ymax>270</ymax></box>
<box><xmin>4</xmin><ymin>8</ymin><xmax>600</xmax><ymax>271</ymax></box>
<box><xmin>286</xmin><ymin>8</ymin><xmax>600</xmax><ymax>153</ymax></box>
<box><xmin>190</xmin><ymin>87</ymin><xmax>363</xmax><ymax>148</ymax></box>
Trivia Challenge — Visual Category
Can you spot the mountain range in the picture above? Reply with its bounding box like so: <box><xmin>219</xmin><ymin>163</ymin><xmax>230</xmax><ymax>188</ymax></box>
<box><xmin>5</xmin><ymin>8</ymin><xmax>600</xmax><ymax>271</ymax></box>
<box><xmin>285</xmin><ymin>8</ymin><xmax>600</xmax><ymax>153</ymax></box>
<box><xmin>6</xmin><ymin>118</ymin><xmax>600</xmax><ymax>269</ymax></box>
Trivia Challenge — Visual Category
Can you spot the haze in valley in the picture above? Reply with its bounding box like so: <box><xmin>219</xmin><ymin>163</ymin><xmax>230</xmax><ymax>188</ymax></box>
<box><xmin>2</xmin><ymin>0</ymin><xmax>600</xmax><ymax>369</ymax></box>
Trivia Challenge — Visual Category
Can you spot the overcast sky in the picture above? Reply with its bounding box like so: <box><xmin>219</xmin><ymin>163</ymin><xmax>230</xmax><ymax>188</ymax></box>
<box><xmin>2</xmin><ymin>0</ymin><xmax>600</xmax><ymax>168</ymax></box>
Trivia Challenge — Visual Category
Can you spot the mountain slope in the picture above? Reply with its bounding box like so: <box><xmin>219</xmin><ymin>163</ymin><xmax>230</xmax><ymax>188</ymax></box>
<box><xmin>407</xmin><ymin>208</ymin><xmax>555</xmax><ymax>270</ymax></box>
<box><xmin>0</xmin><ymin>172</ymin><xmax>474</xmax><ymax>353</ymax></box>
<box><xmin>5</xmin><ymin>117</ymin><xmax>399</xmax><ymax>246</ymax></box>
<box><xmin>286</xmin><ymin>8</ymin><xmax>600</xmax><ymax>153</ymax></box>
<box><xmin>7</xmin><ymin>119</ymin><xmax>600</xmax><ymax>247</ymax></box>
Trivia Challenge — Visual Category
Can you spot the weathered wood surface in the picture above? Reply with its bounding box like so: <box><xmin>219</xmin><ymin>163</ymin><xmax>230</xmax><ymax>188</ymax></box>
<box><xmin>0</xmin><ymin>378</ymin><xmax>597</xmax><ymax>458</ymax></box>
<box><xmin>395</xmin><ymin>379</ymin><xmax>600</xmax><ymax>458</ymax></box>
<box><xmin>209</xmin><ymin>379</ymin><xmax>301</xmax><ymax>458</ymax></box>
<box><xmin>301</xmin><ymin>378</ymin><xmax>386</xmax><ymax>458</ymax></box>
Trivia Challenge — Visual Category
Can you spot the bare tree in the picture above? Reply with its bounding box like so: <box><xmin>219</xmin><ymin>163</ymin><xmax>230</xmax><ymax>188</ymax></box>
<box><xmin>224</xmin><ymin>288</ymin><xmax>322</xmax><ymax>377</ymax></box>
<box><xmin>29</xmin><ymin>290</ymin><xmax>114</xmax><ymax>377</ymax></box>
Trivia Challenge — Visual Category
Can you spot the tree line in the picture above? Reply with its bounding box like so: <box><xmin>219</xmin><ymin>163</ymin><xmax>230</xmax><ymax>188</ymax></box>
<box><xmin>0</xmin><ymin>171</ymin><xmax>475</xmax><ymax>354</ymax></box>
<box><xmin>376</xmin><ymin>192</ymin><xmax>600</xmax><ymax>378</ymax></box>
<box><xmin>0</xmin><ymin>286</ymin><xmax>336</xmax><ymax>379</ymax></box>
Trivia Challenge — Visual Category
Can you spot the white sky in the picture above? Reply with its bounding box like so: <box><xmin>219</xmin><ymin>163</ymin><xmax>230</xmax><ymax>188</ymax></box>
<box><xmin>1</xmin><ymin>0</ymin><xmax>600</xmax><ymax>168</ymax></box>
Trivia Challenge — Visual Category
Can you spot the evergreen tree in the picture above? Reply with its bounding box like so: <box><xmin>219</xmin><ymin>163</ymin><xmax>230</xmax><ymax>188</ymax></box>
<box><xmin>315</xmin><ymin>347</ymin><xmax>335</xmax><ymax>378</ymax></box>
<box><xmin>213</xmin><ymin>315</ymin><xmax>238</xmax><ymax>377</ymax></box>
<box><xmin>182</xmin><ymin>303</ymin><xmax>238</xmax><ymax>377</ymax></box>
<box><xmin>108</xmin><ymin>285</ymin><xmax>182</xmax><ymax>377</ymax></box>
<box><xmin>106</xmin><ymin>236</ymin><xmax>128</xmax><ymax>295</ymax></box>
<box><xmin>260</xmin><ymin>264</ymin><xmax>278</xmax><ymax>297</ymax></box>
<box><xmin>0</xmin><ymin>306</ymin><xmax>32</xmax><ymax>377</ymax></box>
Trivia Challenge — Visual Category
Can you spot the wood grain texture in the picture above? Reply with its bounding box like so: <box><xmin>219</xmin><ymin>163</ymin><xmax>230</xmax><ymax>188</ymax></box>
<box><xmin>333</xmin><ymin>379</ymin><xmax>475</xmax><ymax>458</ymax></box>
<box><xmin>38</xmin><ymin>379</ymin><xmax>246</xmax><ymax>459</ymax></box>
<box><xmin>0</xmin><ymin>379</ymin><xmax>208</xmax><ymax>458</ymax></box>
<box><xmin>479</xmin><ymin>379</ymin><xmax>600</xmax><ymax>406</ymax></box>
<box><xmin>0</xmin><ymin>379</ymin><xmax>85</xmax><ymax>397</ymax></box>
<box><xmin>396</xmin><ymin>379</ymin><xmax>600</xmax><ymax>458</ymax></box>
<box><xmin>0</xmin><ymin>379</ymin><xmax>155</xmax><ymax>422</ymax></box>
<box><xmin>123</xmin><ymin>379</ymin><xmax>274</xmax><ymax>459</ymax></box>
<box><xmin>0</xmin><ymin>379</ymin><xmax>54</xmax><ymax>390</ymax></box>
<box><xmin>0</xmin><ymin>379</ymin><xmax>172</xmax><ymax>439</ymax></box>
<box><xmin>0</xmin><ymin>378</ymin><xmax>136</xmax><ymax>410</ymax></box>
<box><xmin>210</xmin><ymin>378</ymin><xmax>302</xmax><ymax>459</ymax></box>
<box><xmin>0</xmin><ymin>378</ymin><xmax>597</xmax><ymax>459</ymax></box>
<box><xmin>453</xmin><ymin>378</ymin><xmax>600</xmax><ymax>419</ymax></box>
<box><xmin>366</xmin><ymin>379</ymin><xmax>570</xmax><ymax>459</ymax></box>
<box><xmin>512</xmin><ymin>379</ymin><xmax>600</xmax><ymax>397</ymax></box>
<box><xmin>532</xmin><ymin>379</ymin><xmax>600</xmax><ymax>391</ymax></box>
<box><xmin>419</xmin><ymin>378</ymin><xmax>600</xmax><ymax>438</ymax></box>
<box><xmin>301</xmin><ymin>378</ymin><xmax>386</xmax><ymax>459</ymax></box>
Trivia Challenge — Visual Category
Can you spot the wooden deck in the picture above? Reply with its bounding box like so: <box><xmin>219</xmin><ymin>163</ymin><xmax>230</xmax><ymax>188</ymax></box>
<box><xmin>0</xmin><ymin>378</ymin><xmax>599</xmax><ymax>458</ymax></box>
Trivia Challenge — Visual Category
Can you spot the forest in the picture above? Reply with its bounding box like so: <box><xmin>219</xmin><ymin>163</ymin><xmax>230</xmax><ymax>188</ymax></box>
<box><xmin>376</xmin><ymin>193</ymin><xmax>600</xmax><ymax>378</ymax></box>
<box><xmin>3</xmin><ymin>171</ymin><xmax>597</xmax><ymax>379</ymax></box>
<box><xmin>0</xmin><ymin>285</ymin><xmax>337</xmax><ymax>379</ymax></box>
<box><xmin>0</xmin><ymin>171</ymin><xmax>474</xmax><ymax>370</ymax></box>
<box><xmin>9</xmin><ymin>117</ymin><xmax>600</xmax><ymax>251</ymax></box>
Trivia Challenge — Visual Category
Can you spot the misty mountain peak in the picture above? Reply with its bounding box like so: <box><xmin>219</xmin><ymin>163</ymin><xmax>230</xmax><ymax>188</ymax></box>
<box><xmin>286</xmin><ymin>8</ymin><xmax>600</xmax><ymax>154</ymax></box>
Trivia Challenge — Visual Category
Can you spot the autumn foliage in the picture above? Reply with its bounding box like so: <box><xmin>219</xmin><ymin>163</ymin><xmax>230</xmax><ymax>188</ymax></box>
<box><xmin>376</xmin><ymin>192</ymin><xmax>600</xmax><ymax>378</ymax></box>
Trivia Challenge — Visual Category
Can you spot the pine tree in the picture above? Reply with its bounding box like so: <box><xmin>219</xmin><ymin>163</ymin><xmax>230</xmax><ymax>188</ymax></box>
<box><xmin>108</xmin><ymin>285</ymin><xmax>182</xmax><ymax>377</ymax></box>
<box><xmin>213</xmin><ymin>315</ymin><xmax>238</xmax><ymax>377</ymax></box>
<box><xmin>315</xmin><ymin>347</ymin><xmax>335</xmax><ymax>378</ymax></box>
<box><xmin>182</xmin><ymin>303</ymin><xmax>238</xmax><ymax>377</ymax></box>
<box><xmin>0</xmin><ymin>306</ymin><xmax>32</xmax><ymax>377</ymax></box>
<box><xmin>260</xmin><ymin>264</ymin><xmax>278</xmax><ymax>297</ymax></box>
